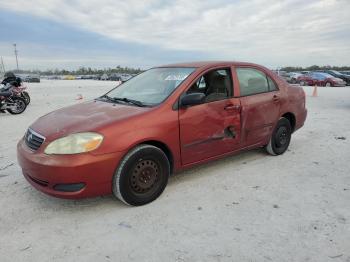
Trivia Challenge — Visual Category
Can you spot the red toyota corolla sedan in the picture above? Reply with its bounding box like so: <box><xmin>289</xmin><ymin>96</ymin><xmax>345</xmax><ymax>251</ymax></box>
<box><xmin>298</xmin><ymin>72</ymin><xmax>346</xmax><ymax>87</ymax></box>
<box><xmin>17</xmin><ymin>61</ymin><xmax>307</xmax><ymax>206</ymax></box>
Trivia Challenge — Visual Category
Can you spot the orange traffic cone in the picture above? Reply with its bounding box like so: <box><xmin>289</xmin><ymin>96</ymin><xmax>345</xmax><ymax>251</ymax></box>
<box><xmin>312</xmin><ymin>84</ymin><xmax>318</xmax><ymax>97</ymax></box>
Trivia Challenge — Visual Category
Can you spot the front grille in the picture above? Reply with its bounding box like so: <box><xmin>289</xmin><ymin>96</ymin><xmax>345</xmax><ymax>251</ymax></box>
<box><xmin>28</xmin><ymin>175</ymin><xmax>49</xmax><ymax>187</ymax></box>
<box><xmin>25</xmin><ymin>128</ymin><xmax>45</xmax><ymax>151</ymax></box>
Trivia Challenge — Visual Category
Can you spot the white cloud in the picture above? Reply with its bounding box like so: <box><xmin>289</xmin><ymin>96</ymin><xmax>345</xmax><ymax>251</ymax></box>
<box><xmin>1</xmin><ymin>0</ymin><xmax>350</xmax><ymax>67</ymax></box>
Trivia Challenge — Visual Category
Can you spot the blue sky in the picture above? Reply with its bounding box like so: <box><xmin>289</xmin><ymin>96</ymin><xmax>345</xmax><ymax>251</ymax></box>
<box><xmin>0</xmin><ymin>0</ymin><xmax>349</xmax><ymax>70</ymax></box>
<box><xmin>0</xmin><ymin>9</ymin><xmax>207</xmax><ymax>70</ymax></box>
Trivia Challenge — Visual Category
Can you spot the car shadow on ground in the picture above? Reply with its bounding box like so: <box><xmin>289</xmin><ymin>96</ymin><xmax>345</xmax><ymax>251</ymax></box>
<box><xmin>22</xmin><ymin>148</ymin><xmax>268</xmax><ymax>211</ymax></box>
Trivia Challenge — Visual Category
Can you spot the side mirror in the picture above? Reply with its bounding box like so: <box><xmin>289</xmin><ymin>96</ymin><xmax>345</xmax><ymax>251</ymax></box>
<box><xmin>180</xmin><ymin>93</ymin><xmax>205</xmax><ymax>107</ymax></box>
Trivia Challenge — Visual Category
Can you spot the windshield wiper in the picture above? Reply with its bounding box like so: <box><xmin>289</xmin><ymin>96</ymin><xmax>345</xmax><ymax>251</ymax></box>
<box><xmin>100</xmin><ymin>95</ymin><xmax>146</xmax><ymax>107</ymax></box>
<box><xmin>113</xmin><ymin>97</ymin><xmax>146</xmax><ymax>107</ymax></box>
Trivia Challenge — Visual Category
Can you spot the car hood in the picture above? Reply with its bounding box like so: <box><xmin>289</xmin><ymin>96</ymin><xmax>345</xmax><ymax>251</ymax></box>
<box><xmin>30</xmin><ymin>100</ymin><xmax>150</xmax><ymax>140</ymax></box>
<box><xmin>333</xmin><ymin>77</ymin><xmax>344</xmax><ymax>82</ymax></box>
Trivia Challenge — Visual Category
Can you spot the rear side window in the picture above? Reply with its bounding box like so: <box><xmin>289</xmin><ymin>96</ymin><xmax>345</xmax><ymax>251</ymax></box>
<box><xmin>236</xmin><ymin>68</ymin><xmax>269</xmax><ymax>96</ymax></box>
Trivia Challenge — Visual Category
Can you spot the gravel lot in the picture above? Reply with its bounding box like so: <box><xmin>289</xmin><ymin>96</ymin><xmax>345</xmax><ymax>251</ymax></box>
<box><xmin>0</xmin><ymin>80</ymin><xmax>349</xmax><ymax>262</ymax></box>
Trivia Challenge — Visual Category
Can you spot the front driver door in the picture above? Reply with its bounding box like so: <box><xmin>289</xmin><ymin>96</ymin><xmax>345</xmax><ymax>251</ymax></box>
<box><xmin>179</xmin><ymin>68</ymin><xmax>241</xmax><ymax>165</ymax></box>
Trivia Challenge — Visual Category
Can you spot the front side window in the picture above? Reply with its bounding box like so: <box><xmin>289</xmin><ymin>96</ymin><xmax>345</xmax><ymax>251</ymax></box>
<box><xmin>236</xmin><ymin>68</ymin><xmax>269</xmax><ymax>96</ymax></box>
<box><xmin>186</xmin><ymin>68</ymin><xmax>233</xmax><ymax>103</ymax></box>
<box><xmin>267</xmin><ymin>77</ymin><xmax>278</xmax><ymax>91</ymax></box>
<box><xmin>330</xmin><ymin>70</ymin><xmax>342</xmax><ymax>76</ymax></box>
<box><xmin>106</xmin><ymin>67</ymin><xmax>195</xmax><ymax>106</ymax></box>
<box><xmin>312</xmin><ymin>73</ymin><xmax>326</xmax><ymax>80</ymax></box>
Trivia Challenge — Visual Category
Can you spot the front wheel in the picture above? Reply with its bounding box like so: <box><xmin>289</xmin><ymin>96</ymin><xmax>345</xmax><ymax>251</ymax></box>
<box><xmin>22</xmin><ymin>91</ymin><xmax>30</xmax><ymax>105</ymax></box>
<box><xmin>325</xmin><ymin>82</ymin><xmax>332</xmax><ymax>87</ymax></box>
<box><xmin>7</xmin><ymin>97</ymin><xmax>27</xmax><ymax>114</ymax></box>
<box><xmin>112</xmin><ymin>144</ymin><xmax>170</xmax><ymax>206</ymax></box>
<box><xmin>266</xmin><ymin>117</ymin><xmax>292</xmax><ymax>155</ymax></box>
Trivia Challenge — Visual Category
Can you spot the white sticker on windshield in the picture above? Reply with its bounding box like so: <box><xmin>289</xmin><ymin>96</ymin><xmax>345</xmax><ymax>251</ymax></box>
<box><xmin>165</xmin><ymin>74</ymin><xmax>189</xmax><ymax>81</ymax></box>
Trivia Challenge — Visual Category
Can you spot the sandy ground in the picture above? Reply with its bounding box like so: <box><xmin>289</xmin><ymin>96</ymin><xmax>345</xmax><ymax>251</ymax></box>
<box><xmin>0</xmin><ymin>80</ymin><xmax>349</xmax><ymax>262</ymax></box>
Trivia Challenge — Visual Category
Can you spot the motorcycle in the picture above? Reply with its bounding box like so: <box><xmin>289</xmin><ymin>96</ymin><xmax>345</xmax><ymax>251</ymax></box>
<box><xmin>0</xmin><ymin>83</ymin><xmax>30</xmax><ymax>105</ymax></box>
<box><xmin>0</xmin><ymin>88</ymin><xmax>27</xmax><ymax>114</ymax></box>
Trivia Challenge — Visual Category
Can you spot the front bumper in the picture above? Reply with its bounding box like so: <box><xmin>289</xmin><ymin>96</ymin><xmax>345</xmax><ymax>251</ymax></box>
<box><xmin>17</xmin><ymin>138</ymin><xmax>125</xmax><ymax>199</ymax></box>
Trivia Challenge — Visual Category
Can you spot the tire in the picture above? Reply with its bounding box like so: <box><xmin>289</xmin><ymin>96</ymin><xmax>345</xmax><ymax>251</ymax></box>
<box><xmin>325</xmin><ymin>82</ymin><xmax>332</xmax><ymax>87</ymax></box>
<box><xmin>299</xmin><ymin>81</ymin><xmax>305</xmax><ymax>86</ymax></box>
<box><xmin>22</xmin><ymin>91</ymin><xmax>30</xmax><ymax>105</ymax></box>
<box><xmin>266</xmin><ymin>117</ymin><xmax>292</xmax><ymax>156</ymax></box>
<box><xmin>6</xmin><ymin>97</ymin><xmax>27</xmax><ymax>114</ymax></box>
<box><xmin>112</xmin><ymin>144</ymin><xmax>170</xmax><ymax>206</ymax></box>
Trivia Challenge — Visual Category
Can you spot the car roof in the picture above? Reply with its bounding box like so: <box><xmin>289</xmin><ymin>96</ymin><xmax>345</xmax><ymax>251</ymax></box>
<box><xmin>157</xmin><ymin>61</ymin><xmax>264</xmax><ymax>69</ymax></box>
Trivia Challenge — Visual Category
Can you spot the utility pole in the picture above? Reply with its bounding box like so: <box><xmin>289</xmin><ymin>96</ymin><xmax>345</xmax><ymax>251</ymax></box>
<box><xmin>0</xmin><ymin>57</ymin><xmax>5</xmax><ymax>73</ymax></box>
<box><xmin>13</xmin><ymin>43</ymin><xmax>19</xmax><ymax>71</ymax></box>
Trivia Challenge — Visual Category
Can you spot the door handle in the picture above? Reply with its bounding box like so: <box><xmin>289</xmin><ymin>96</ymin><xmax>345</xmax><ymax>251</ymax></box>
<box><xmin>224</xmin><ymin>104</ymin><xmax>241</xmax><ymax>111</ymax></box>
<box><xmin>273</xmin><ymin>95</ymin><xmax>280</xmax><ymax>102</ymax></box>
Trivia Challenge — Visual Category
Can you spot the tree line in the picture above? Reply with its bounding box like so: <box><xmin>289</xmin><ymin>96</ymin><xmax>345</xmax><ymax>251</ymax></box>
<box><xmin>280</xmin><ymin>65</ymin><xmax>350</xmax><ymax>72</ymax></box>
<box><xmin>8</xmin><ymin>65</ymin><xmax>350</xmax><ymax>75</ymax></box>
<box><xmin>12</xmin><ymin>66</ymin><xmax>144</xmax><ymax>75</ymax></box>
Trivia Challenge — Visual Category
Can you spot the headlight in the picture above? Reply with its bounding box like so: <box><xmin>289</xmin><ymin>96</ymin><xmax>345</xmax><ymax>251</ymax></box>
<box><xmin>44</xmin><ymin>132</ymin><xmax>103</xmax><ymax>155</ymax></box>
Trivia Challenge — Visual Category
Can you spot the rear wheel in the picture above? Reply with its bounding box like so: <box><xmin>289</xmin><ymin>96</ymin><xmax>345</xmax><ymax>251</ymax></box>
<box><xmin>266</xmin><ymin>117</ymin><xmax>292</xmax><ymax>155</ymax></box>
<box><xmin>7</xmin><ymin>97</ymin><xmax>27</xmax><ymax>114</ymax></box>
<box><xmin>112</xmin><ymin>144</ymin><xmax>170</xmax><ymax>206</ymax></box>
<box><xmin>299</xmin><ymin>81</ymin><xmax>305</xmax><ymax>86</ymax></box>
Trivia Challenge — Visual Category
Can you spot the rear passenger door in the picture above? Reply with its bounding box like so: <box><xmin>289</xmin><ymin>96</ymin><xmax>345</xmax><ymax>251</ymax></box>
<box><xmin>235</xmin><ymin>67</ymin><xmax>281</xmax><ymax>146</ymax></box>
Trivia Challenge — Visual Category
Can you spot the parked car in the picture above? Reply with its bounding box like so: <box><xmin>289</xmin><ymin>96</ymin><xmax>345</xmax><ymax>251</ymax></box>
<box><xmin>120</xmin><ymin>74</ymin><xmax>133</xmax><ymax>82</ymax></box>
<box><xmin>317</xmin><ymin>70</ymin><xmax>350</xmax><ymax>85</ymax></box>
<box><xmin>273</xmin><ymin>70</ymin><xmax>289</xmax><ymax>81</ymax></box>
<box><xmin>100</xmin><ymin>73</ymin><xmax>109</xmax><ymax>81</ymax></box>
<box><xmin>17</xmin><ymin>61</ymin><xmax>307</xmax><ymax>206</ymax></box>
<box><xmin>63</xmin><ymin>75</ymin><xmax>76</xmax><ymax>80</ymax></box>
<box><xmin>109</xmin><ymin>73</ymin><xmax>122</xmax><ymax>81</ymax></box>
<box><xmin>297</xmin><ymin>73</ymin><xmax>314</xmax><ymax>86</ymax></box>
<box><xmin>286</xmin><ymin>72</ymin><xmax>303</xmax><ymax>84</ymax></box>
<box><xmin>340</xmin><ymin>71</ymin><xmax>350</xmax><ymax>76</ymax></box>
<box><xmin>24</xmin><ymin>75</ymin><xmax>40</xmax><ymax>83</ymax></box>
<box><xmin>92</xmin><ymin>75</ymin><xmax>100</xmax><ymax>80</ymax></box>
<box><xmin>297</xmin><ymin>72</ymin><xmax>346</xmax><ymax>87</ymax></box>
<box><xmin>47</xmin><ymin>75</ymin><xmax>60</xmax><ymax>80</ymax></box>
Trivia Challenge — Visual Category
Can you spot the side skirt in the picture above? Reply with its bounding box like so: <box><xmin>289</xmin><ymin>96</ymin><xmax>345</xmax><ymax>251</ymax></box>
<box><xmin>176</xmin><ymin>142</ymin><xmax>264</xmax><ymax>172</ymax></box>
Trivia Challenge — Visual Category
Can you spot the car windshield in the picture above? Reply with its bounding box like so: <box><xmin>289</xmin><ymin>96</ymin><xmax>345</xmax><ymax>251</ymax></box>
<box><xmin>330</xmin><ymin>70</ymin><xmax>342</xmax><ymax>76</ymax></box>
<box><xmin>105</xmin><ymin>67</ymin><xmax>195</xmax><ymax>106</ymax></box>
<box><xmin>321</xmin><ymin>73</ymin><xmax>334</xmax><ymax>78</ymax></box>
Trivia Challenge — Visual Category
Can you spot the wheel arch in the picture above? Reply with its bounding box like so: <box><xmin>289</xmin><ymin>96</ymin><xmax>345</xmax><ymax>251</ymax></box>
<box><xmin>136</xmin><ymin>140</ymin><xmax>174</xmax><ymax>174</ymax></box>
<box><xmin>281</xmin><ymin>112</ymin><xmax>296</xmax><ymax>132</ymax></box>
